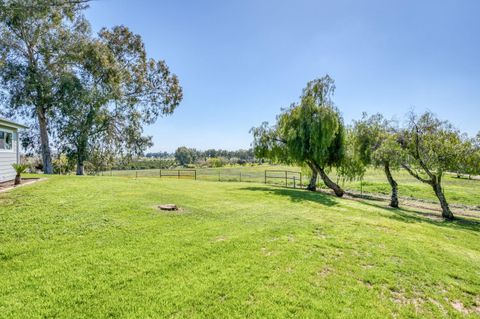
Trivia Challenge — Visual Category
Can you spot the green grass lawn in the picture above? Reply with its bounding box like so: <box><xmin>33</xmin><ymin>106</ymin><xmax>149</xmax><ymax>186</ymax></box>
<box><xmin>1</xmin><ymin>176</ymin><xmax>480</xmax><ymax>318</ymax></box>
<box><xmin>104</xmin><ymin>165</ymin><xmax>480</xmax><ymax>207</ymax></box>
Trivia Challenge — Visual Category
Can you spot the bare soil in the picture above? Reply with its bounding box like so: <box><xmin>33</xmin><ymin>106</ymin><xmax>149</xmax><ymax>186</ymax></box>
<box><xmin>0</xmin><ymin>178</ymin><xmax>43</xmax><ymax>193</ymax></box>
<box><xmin>316</xmin><ymin>188</ymin><xmax>480</xmax><ymax>221</ymax></box>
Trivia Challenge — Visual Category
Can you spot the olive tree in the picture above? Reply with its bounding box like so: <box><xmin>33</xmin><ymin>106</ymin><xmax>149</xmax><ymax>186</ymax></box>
<box><xmin>352</xmin><ymin>113</ymin><xmax>402</xmax><ymax>207</ymax></box>
<box><xmin>252</xmin><ymin>75</ymin><xmax>346</xmax><ymax>197</ymax></box>
<box><xmin>399</xmin><ymin>112</ymin><xmax>462</xmax><ymax>220</ymax></box>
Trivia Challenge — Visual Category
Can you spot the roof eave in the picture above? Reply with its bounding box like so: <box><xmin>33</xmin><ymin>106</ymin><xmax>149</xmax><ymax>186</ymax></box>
<box><xmin>0</xmin><ymin>118</ymin><xmax>28</xmax><ymax>129</ymax></box>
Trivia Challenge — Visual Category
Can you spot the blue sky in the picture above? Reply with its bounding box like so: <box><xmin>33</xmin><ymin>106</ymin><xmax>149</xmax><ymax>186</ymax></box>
<box><xmin>86</xmin><ymin>0</ymin><xmax>480</xmax><ymax>152</ymax></box>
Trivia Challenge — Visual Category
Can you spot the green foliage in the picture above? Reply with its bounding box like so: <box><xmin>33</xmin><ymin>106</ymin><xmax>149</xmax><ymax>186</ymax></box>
<box><xmin>252</xmin><ymin>75</ymin><xmax>345</xmax><ymax>170</ymax></box>
<box><xmin>337</xmin><ymin>129</ymin><xmax>366</xmax><ymax>182</ymax></box>
<box><xmin>454</xmin><ymin>134</ymin><xmax>480</xmax><ymax>178</ymax></box>
<box><xmin>55</xmin><ymin>25</ymin><xmax>182</xmax><ymax>174</ymax></box>
<box><xmin>352</xmin><ymin>113</ymin><xmax>402</xmax><ymax>168</ymax></box>
<box><xmin>52</xmin><ymin>154</ymin><xmax>73</xmax><ymax>175</ymax></box>
<box><xmin>0</xmin><ymin>0</ymin><xmax>91</xmax><ymax>173</ymax></box>
<box><xmin>400</xmin><ymin>112</ymin><xmax>463</xmax><ymax>181</ymax></box>
<box><xmin>206</xmin><ymin>157</ymin><xmax>226</xmax><ymax>168</ymax></box>
<box><xmin>0</xmin><ymin>2</ymin><xmax>182</xmax><ymax>174</ymax></box>
<box><xmin>174</xmin><ymin>146</ymin><xmax>197</xmax><ymax>166</ymax></box>
<box><xmin>11</xmin><ymin>163</ymin><xmax>28</xmax><ymax>175</ymax></box>
<box><xmin>112</xmin><ymin>159</ymin><xmax>176</xmax><ymax>170</ymax></box>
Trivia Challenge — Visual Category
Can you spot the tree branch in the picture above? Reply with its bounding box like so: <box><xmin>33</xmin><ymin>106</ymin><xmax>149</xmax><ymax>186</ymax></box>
<box><xmin>401</xmin><ymin>163</ymin><xmax>432</xmax><ymax>185</ymax></box>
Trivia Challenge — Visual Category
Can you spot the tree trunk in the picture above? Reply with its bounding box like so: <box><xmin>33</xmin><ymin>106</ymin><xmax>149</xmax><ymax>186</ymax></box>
<box><xmin>316</xmin><ymin>165</ymin><xmax>344</xmax><ymax>197</ymax></box>
<box><xmin>76</xmin><ymin>134</ymin><xmax>88</xmax><ymax>176</ymax></box>
<box><xmin>432</xmin><ymin>182</ymin><xmax>454</xmax><ymax>220</ymax></box>
<box><xmin>307</xmin><ymin>169</ymin><xmax>317</xmax><ymax>191</ymax></box>
<box><xmin>384</xmin><ymin>162</ymin><xmax>399</xmax><ymax>208</ymax></box>
<box><xmin>76</xmin><ymin>161</ymin><xmax>84</xmax><ymax>176</ymax></box>
<box><xmin>14</xmin><ymin>174</ymin><xmax>21</xmax><ymax>186</ymax></box>
<box><xmin>402</xmin><ymin>165</ymin><xmax>455</xmax><ymax>220</ymax></box>
<box><xmin>37</xmin><ymin>110</ymin><xmax>53</xmax><ymax>174</ymax></box>
<box><xmin>76</xmin><ymin>148</ymin><xmax>86</xmax><ymax>176</ymax></box>
<box><xmin>76</xmin><ymin>107</ymin><xmax>97</xmax><ymax>176</ymax></box>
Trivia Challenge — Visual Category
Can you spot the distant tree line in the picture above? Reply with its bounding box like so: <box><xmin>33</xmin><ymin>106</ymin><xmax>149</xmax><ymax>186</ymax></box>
<box><xmin>252</xmin><ymin>75</ymin><xmax>480</xmax><ymax>220</ymax></box>
<box><xmin>173</xmin><ymin>147</ymin><xmax>256</xmax><ymax>167</ymax></box>
<box><xmin>145</xmin><ymin>152</ymin><xmax>173</xmax><ymax>159</ymax></box>
<box><xmin>21</xmin><ymin>147</ymin><xmax>257</xmax><ymax>173</ymax></box>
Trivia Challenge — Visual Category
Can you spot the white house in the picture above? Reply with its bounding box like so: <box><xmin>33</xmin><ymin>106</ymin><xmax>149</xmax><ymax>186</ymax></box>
<box><xmin>0</xmin><ymin>118</ymin><xmax>27</xmax><ymax>183</ymax></box>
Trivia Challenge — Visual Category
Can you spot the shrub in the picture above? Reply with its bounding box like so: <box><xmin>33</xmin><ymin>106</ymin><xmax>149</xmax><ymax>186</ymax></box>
<box><xmin>12</xmin><ymin>163</ymin><xmax>28</xmax><ymax>185</ymax></box>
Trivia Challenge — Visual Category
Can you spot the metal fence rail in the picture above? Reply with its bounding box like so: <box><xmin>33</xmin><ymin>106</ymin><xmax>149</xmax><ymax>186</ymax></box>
<box><xmin>264</xmin><ymin>170</ymin><xmax>302</xmax><ymax>188</ymax></box>
<box><xmin>99</xmin><ymin>168</ymin><xmax>304</xmax><ymax>188</ymax></box>
<box><xmin>158</xmin><ymin>169</ymin><xmax>196</xmax><ymax>179</ymax></box>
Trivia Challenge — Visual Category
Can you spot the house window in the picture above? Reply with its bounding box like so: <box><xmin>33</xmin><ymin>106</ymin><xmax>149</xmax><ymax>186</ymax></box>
<box><xmin>0</xmin><ymin>130</ymin><xmax>14</xmax><ymax>151</ymax></box>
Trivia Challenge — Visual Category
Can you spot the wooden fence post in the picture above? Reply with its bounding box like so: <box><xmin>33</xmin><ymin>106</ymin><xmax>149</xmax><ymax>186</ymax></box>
<box><xmin>178</xmin><ymin>170</ymin><xmax>180</xmax><ymax>179</ymax></box>
<box><xmin>293</xmin><ymin>176</ymin><xmax>296</xmax><ymax>189</ymax></box>
<box><xmin>194</xmin><ymin>170</ymin><xmax>197</xmax><ymax>180</ymax></box>
<box><xmin>264</xmin><ymin>170</ymin><xmax>267</xmax><ymax>184</ymax></box>
<box><xmin>285</xmin><ymin>171</ymin><xmax>288</xmax><ymax>187</ymax></box>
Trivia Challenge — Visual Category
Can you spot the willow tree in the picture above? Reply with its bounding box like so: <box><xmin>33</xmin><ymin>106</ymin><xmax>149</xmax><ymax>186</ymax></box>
<box><xmin>252</xmin><ymin>75</ymin><xmax>345</xmax><ymax>197</ymax></box>
<box><xmin>352</xmin><ymin>113</ymin><xmax>402</xmax><ymax>207</ymax></box>
<box><xmin>399</xmin><ymin>112</ymin><xmax>462</xmax><ymax>220</ymax></box>
<box><xmin>0</xmin><ymin>0</ymin><xmax>90</xmax><ymax>174</ymax></box>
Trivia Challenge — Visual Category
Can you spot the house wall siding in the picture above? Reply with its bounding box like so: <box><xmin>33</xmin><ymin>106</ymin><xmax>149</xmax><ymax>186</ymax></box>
<box><xmin>0</xmin><ymin>124</ymin><xmax>19</xmax><ymax>182</ymax></box>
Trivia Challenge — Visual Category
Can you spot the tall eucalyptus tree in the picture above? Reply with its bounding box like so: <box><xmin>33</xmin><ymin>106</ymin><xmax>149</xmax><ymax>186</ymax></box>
<box><xmin>56</xmin><ymin>26</ymin><xmax>182</xmax><ymax>175</ymax></box>
<box><xmin>0</xmin><ymin>0</ymin><xmax>90</xmax><ymax>173</ymax></box>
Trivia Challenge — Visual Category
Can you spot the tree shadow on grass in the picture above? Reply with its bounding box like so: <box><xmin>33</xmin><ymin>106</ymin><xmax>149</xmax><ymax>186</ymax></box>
<box><xmin>360</xmin><ymin>200</ymin><xmax>480</xmax><ymax>232</ymax></box>
<box><xmin>241</xmin><ymin>186</ymin><xmax>338</xmax><ymax>207</ymax></box>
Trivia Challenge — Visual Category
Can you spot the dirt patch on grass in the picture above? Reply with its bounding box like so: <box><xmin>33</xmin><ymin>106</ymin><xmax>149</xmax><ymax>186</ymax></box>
<box><xmin>215</xmin><ymin>236</ymin><xmax>227</xmax><ymax>242</ymax></box>
<box><xmin>390</xmin><ymin>289</ymin><xmax>425</xmax><ymax>313</ymax></box>
<box><xmin>317</xmin><ymin>267</ymin><xmax>332</xmax><ymax>277</ymax></box>
<box><xmin>314</xmin><ymin>188</ymin><xmax>480</xmax><ymax>221</ymax></box>
<box><xmin>450</xmin><ymin>300</ymin><xmax>470</xmax><ymax>314</ymax></box>
<box><xmin>153</xmin><ymin>204</ymin><xmax>186</xmax><ymax>214</ymax></box>
<box><xmin>344</xmin><ymin>190</ymin><xmax>480</xmax><ymax>218</ymax></box>
<box><xmin>0</xmin><ymin>178</ymin><xmax>43</xmax><ymax>193</ymax></box>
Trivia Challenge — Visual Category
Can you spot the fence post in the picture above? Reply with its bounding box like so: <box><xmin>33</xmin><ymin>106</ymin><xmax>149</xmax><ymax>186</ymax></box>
<box><xmin>285</xmin><ymin>171</ymin><xmax>288</xmax><ymax>187</ymax></box>
<box><xmin>194</xmin><ymin>170</ymin><xmax>197</xmax><ymax>180</ymax></box>
<box><xmin>136</xmin><ymin>170</ymin><xmax>138</xmax><ymax>179</ymax></box>
<box><xmin>178</xmin><ymin>170</ymin><xmax>180</xmax><ymax>179</ymax></box>
<box><xmin>240</xmin><ymin>172</ymin><xmax>242</xmax><ymax>182</ymax></box>
<box><xmin>293</xmin><ymin>176</ymin><xmax>296</xmax><ymax>189</ymax></box>
<box><xmin>300</xmin><ymin>173</ymin><xmax>302</xmax><ymax>188</ymax></box>
<box><xmin>264</xmin><ymin>170</ymin><xmax>267</xmax><ymax>184</ymax></box>
<box><xmin>160</xmin><ymin>169</ymin><xmax>162</xmax><ymax>178</ymax></box>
